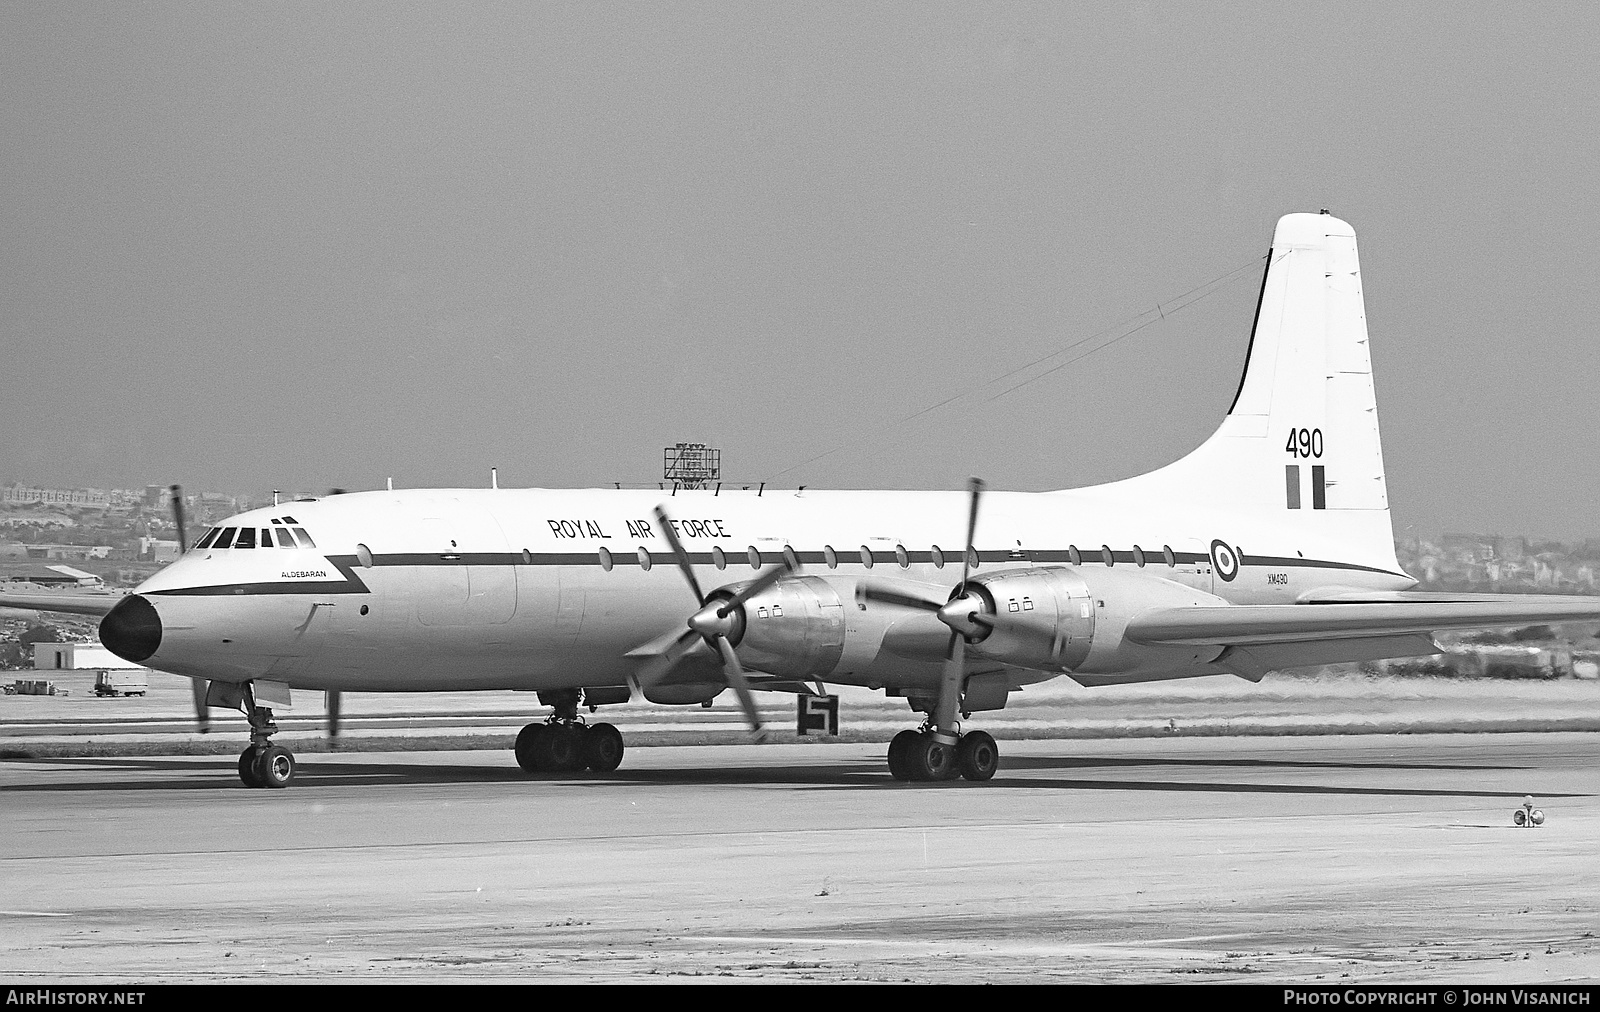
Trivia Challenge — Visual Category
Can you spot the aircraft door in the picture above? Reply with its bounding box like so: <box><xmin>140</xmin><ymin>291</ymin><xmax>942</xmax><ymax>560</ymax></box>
<box><xmin>412</xmin><ymin>504</ymin><xmax>518</xmax><ymax>627</ymax></box>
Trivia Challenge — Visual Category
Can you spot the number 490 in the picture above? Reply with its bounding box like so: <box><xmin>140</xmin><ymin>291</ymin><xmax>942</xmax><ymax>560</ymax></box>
<box><xmin>1285</xmin><ymin>427</ymin><xmax>1322</xmax><ymax>458</ymax></box>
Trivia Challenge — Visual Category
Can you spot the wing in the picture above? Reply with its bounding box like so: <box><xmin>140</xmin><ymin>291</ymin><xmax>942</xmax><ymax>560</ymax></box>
<box><xmin>1124</xmin><ymin>594</ymin><xmax>1600</xmax><ymax>682</ymax></box>
<box><xmin>0</xmin><ymin>593</ymin><xmax>122</xmax><ymax>617</ymax></box>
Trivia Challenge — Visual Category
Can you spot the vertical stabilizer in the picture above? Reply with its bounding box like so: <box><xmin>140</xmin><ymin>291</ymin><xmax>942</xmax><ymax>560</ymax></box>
<box><xmin>1108</xmin><ymin>212</ymin><xmax>1397</xmax><ymax>561</ymax></box>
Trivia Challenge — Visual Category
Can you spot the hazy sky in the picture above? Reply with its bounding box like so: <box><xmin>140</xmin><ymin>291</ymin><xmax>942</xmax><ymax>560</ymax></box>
<box><xmin>4</xmin><ymin>3</ymin><xmax>1599</xmax><ymax>539</ymax></box>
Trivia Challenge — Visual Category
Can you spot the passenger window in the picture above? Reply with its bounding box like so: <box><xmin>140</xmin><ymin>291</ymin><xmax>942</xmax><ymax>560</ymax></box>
<box><xmin>1101</xmin><ymin>545</ymin><xmax>1114</xmax><ymax>567</ymax></box>
<box><xmin>782</xmin><ymin>546</ymin><xmax>799</xmax><ymax>570</ymax></box>
<box><xmin>214</xmin><ymin>527</ymin><xmax>237</xmax><ymax>549</ymax></box>
<box><xmin>712</xmin><ymin>547</ymin><xmax>726</xmax><ymax>570</ymax></box>
<box><xmin>637</xmin><ymin>547</ymin><xmax>652</xmax><ymax>571</ymax></box>
<box><xmin>291</xmin><ymin>527</ymin><xmax>316</xmax><ymax>548</ymax></box>
<box><xmin>823</xmin><ymin>545</ymin><xmax>837</xmax><ymax>569</ymax></box>
<box><xmin>1068</xmin><ymin>545</ymin><xmax>1080</xmax><ymax>566</ymax></box>
<box><xmin>275</xmin><ymin>528</ymin><xmax>295</xmax><ymax>548</ymax></box>
<box><xmin>931</xmin><ymin>546</ymin><xmax>945</xmax><ymax>569</ymax></box>
<box><xmin>967</xmin><ymin>547</ymin><xmax>980</xmax><ymax>570</ymax></box>
<box><xmin>598</xmin><ymin>547</ymin><xmax>613</xmax><ymax>572</ymax></box>
<box><xmin>859</xmin><ymin>546</ymin><xmax>873</xmax><ymax>569</ymax></box>
<box><xmin>895</xmin><ymin>545</ymin><xmax>909</xmax><ymax>568</ymax></box>
<box><xmin>194</xmin><ymin>528</ymin><xmax>219</xmax><ymax>550</ymax></box>
<box><xmin>355</xmin><ymin>544</ymin><xmax>374</xmax><ymax>568</ymax></box>
<box><xmin>1133</xmin><ymin>545</ymin><xmax>1145</xmax><ymax>568</ymax></box>
<box><xmin>235</xmin><ymin>528</ymin><xmax>256</xmax><ymax>550</ymax></box>
<box><xmin>747</xmin><ymin>546</ymin><xmax>762</xmax><ymax>569</ymax></box>
<box><xmin>1163</xmin><ymin>545</ymin><xmax>1176</xmax><ymax>567</ymax></box>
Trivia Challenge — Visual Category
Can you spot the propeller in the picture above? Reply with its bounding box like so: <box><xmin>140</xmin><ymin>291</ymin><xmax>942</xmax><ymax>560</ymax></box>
<box><xmin>856</xmin><ymin>477</ymin><xmax>991</xmax><ymax>739</ymax></box>
<box><xmin>627</xmin><ymin>505</ymin><xmax>798</xmax><ymax>739</ymax></box>
<box><xmin>326</xmin><ymin>690</ymin><xmax>342</xmax><ymax>738</ymax></box>
<box><xmin>168</xmin><ymin>484</ymin><xmax>188</xmax><ymax>553</ymax></box>
<box><xmin>168</xmin><ymin>486</ymin><xmax>210</xmax><ymax>732</ymax></box>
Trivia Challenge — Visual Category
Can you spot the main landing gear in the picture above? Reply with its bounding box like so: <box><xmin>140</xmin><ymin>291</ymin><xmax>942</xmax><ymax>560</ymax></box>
<box><xmin>887</xmin><ymin>727</ymin><xmax>999</xmax><ymax>782</ymax></box>
<box><xmin>513</xmin><ymin>689</ymin><xmax>625</xmax><ymax>775</ymax></box>
<box><xmin>236</xmin><ymin>685</ymin><xmax>295</xmax><ymax>789</ymax></box>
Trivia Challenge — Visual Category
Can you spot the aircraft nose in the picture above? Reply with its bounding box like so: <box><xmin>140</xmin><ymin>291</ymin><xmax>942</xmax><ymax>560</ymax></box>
<box><xmin>100</xmin><ymin>594</ymin><xmax>162</xmax><ymax>664</ymax></box>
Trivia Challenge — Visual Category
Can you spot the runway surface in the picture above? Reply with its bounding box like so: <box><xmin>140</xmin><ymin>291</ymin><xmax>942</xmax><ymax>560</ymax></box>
<box><xmin>2</xmin><ymin>732</ymin><xmax>1598</xmax><ymax>983</ymax></box>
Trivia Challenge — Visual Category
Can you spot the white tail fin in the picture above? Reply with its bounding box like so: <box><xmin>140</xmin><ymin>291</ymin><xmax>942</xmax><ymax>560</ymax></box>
<box><xmin>1111</xmin><ymin>212</ymin><xmax>1397</xmax><ymax>560</ymax></box>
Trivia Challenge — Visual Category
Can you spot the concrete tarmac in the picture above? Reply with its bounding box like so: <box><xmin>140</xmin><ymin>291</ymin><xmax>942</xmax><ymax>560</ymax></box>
<box><xmin>2</xmin><ymin>732</ymin><xmax>1597</xmax><ymax>983</ymax></box>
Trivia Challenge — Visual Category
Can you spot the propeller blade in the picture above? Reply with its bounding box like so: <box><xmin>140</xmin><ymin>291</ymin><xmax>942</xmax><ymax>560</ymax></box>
<box><xmin>718</xmin><ymin>556</ymin><xmax>798</xmax><ymax>615</ymax></box>
<box><xmin>855</xmin><ymin>581</ymin><xmax>944</xmax><ymax>612</ymax></box>
<box><xmin>959</xmin><ymin>476</ymin><xmax>985</xmax><ymax>590</ymax></box>
<box><xmin>190</xmin><ymin>676</ymin><xmax>210</xmax><ymax>733</ymax></box>
<box><xmin>653</xmin><ymin>505</ymin><xmax>705</xmax><ymax>605</ymax></box>
<box><xmin>326</xmin><ymin>690</ymin><xmax>342</xmax><ymax>738</ymax></box>
<box><xmin>630</xmin><ymin>628</ymin><xmax>703</xmax><ymax>688</ymax></box>
<box><xmin>714</xmin><ymin>635</ymin><xmax>767</xmax><ymax>740</ymax></box>
<box><xmin>169</xmin><ymin>485</ymin><xmax>188</xmax><ymax>554</ymax></box>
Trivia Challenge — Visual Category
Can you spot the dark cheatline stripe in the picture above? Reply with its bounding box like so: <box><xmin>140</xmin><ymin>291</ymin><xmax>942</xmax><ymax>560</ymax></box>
<box><xmin>1286</xmin><ymin>464</ymin><xmax>1301</xmax><ymax>510</ymax></box>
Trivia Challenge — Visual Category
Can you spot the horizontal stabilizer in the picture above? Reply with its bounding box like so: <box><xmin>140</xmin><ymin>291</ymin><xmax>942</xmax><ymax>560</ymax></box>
<box><xmin>1127</xmin><ymin>596</ymin><xmax>1600</xmax><ymax>647</ymax></box>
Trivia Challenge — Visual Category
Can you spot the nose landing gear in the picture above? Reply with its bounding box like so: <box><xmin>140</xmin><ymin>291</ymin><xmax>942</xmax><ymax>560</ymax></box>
<box><xmin>234</xmin><ymin>686</ymin><xmax>295</xmax><ymax>789</ymax></box>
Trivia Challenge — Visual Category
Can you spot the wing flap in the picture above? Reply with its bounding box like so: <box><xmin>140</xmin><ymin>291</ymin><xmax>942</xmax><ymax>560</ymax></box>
<box><xmin>1127</xmin><ymin>596</ymin><xmax>1600</xmax><ymax>647</ymax></box>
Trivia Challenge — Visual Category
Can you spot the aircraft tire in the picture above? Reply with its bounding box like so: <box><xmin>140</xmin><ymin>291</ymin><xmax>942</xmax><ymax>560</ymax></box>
<box><xmin>514</xmin><ymin>723</ymin><xmax>547</xmax><ymax>773</ymax></box>
<box><xmin>237</xmin><ymin>746</ymin><xmax>263</xmax><ymax>788</ymax></box>
<box><xmin>253</xmin><ymin>745</ymin><xmax>296</xmax><ymax>789</ymax></box>
<box><xmin>534</xmin><ymin>724</ymin><xmax>585</xmax><ymax>773</ymax></box>
<box><xmin>956</xmin><ymin>731</ymin><xmax>999</xmax><ymax>781</ymax></box>
<box><xmin>906</xmin><ymin>734</ymin><xmax>957</xmax><ymax>782</ymax></box>
<box><xmin>583</xmin><ymin>723</ymin><xmax>625</xmax><ymax>772</ymax></box>
<box><xmin>887</xmin><ymin>730</ymin><xmax>919</xmax><ymax>781</ymax></box>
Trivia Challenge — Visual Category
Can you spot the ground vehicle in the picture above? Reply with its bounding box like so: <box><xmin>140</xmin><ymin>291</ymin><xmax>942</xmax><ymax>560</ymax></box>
<box><xmin>93</xmin><ymin>669</ymin><xmax>148</xmax><ymax>697</ymax></box>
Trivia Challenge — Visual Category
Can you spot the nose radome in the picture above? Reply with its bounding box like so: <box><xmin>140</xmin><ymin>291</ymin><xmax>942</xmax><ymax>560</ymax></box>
<box><xmin>100</xmin><ymin>595</ymin><xmax>162</xmax><ymax>664</ymax></box>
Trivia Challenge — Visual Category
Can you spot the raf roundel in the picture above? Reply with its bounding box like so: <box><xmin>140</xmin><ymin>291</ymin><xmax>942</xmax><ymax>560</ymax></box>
<box><xmin>1210</xmin><ymin>539</ymin><xmax>1240</xmax><ymax>582</ymax></box>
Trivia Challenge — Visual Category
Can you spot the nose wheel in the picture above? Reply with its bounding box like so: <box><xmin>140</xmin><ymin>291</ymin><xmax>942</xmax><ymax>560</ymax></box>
<box><xmin>230</xmin><ymin>683</ymin><xmax>298</xmax><ymax>788</ymax></box>
<box><xmin>887</xmin><ymin>728</ymin><xmax>999</xmax><ymax>782</ymax></box>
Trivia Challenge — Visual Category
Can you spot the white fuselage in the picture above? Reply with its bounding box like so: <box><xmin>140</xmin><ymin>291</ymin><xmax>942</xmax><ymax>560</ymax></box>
<box><xmin>129</xmin><ymin>484</ymin><xmax>1412</xmax><ymax>694</ymax></box>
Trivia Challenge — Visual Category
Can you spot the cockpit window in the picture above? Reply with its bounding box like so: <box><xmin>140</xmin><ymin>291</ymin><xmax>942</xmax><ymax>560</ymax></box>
<box><xmin>194</xmin><ymin>528</ymin><xmax>220</xmax><ymax>550</ymax></box>
<box><xmin>291</xmin><ymin>527</ymin><xmax>316</xmax><ymax>548</ymax></box>
<box><xmin>235</xmin><ymin>528</ymin><xmax>257</xmax><ymax>549</ymax></box>
<box><xmin>260</xmin><ymin>529</ymin><xmax>274</xmax><ymax>547</ymax></box>
<box><xmin>275</xmin><ymin>528</ymin><xmax>296</xmax><ymax>548</ymax></box>
<box><xmin>213</xmin><ymin>527</ymin><xmax>237</xmax><ymax>549</ymax></box>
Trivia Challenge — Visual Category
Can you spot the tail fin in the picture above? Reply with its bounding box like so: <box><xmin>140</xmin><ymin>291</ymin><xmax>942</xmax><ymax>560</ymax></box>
<box><xmin>1115</xmin><ymin>212</ymin><xmax>1397</xmax><ymax>558</ymax></box>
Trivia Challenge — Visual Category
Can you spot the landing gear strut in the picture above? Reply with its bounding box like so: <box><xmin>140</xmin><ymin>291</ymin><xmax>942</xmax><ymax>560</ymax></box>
<box><xmin>236</xmin><ymin>684</ymin><xmax>296</xmax><ymax>789</ymax></box>
<box><xmin>514</xmin><ymin>689</ymin><xmax>626</xmax><ymax>775</ymax></box>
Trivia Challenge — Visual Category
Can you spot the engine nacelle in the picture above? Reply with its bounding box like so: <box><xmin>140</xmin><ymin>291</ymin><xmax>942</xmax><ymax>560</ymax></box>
<box><xmin>965</xmin><ymin>566</ymin><xmax>1228</xmax><ymax>677</ymax></box>
<box><xmin>723</xmin><ymin>575</ymin><xmax>847</xmax><ymax>679</ymax></box>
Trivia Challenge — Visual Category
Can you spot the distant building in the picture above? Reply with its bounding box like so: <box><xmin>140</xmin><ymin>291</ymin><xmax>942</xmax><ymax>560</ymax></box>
<box><xmin>6</xmin><ymin>564</ymin><xmax>104</xmax><ymax>587</ymax></box>
<box><xmin>32</xmin><ymin>641</ymin><xmax>142</xmax><ymax>671</ymax></box>
<box><xmin>2</xmin><ymin>486</ymin><xmax>110</xmax><ymax>506</ymax></box>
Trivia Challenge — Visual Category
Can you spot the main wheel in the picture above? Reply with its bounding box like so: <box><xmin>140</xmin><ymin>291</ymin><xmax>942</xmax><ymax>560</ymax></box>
<box><xmin>887</xmin><ymin>730</ymin><xmax>920</xmax><ymax>781</ymax></box>
<box><xmin>238</xmin><ymin>746</ymin><xmax>263</xmax><ymax>788</ymax></box>
<box><xmin>1514</xmin><ymin>809</ymin><xmax>1528</xmax><ymax>826</ymax></box>
<box><xmin>582</xmin><ymin>723</ymin><xmax>625</xmax><ymax>772</ymax></box>
<box><xmin>906</xmin><ymin>734</ymin><xmax>957</xmax><ymax>782</ymax></box>
<box><xmin>253</xmin><ymin>745</ymin><xmax>296</xmax><ymax>789</ymax></box>
<box><xmin>514</xmin><ymin>723</ymin><xmax>547</xmax><ymax>773</ymax></box>
<box><xmin>533</xmin><ymin>724</ymin><xmax>586</xmax><ymax>772</ymax></box>
<box><xmin>957</xmin><ymin>730</ymin><xmax>999</xmax><ymax>781</ymax></box>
